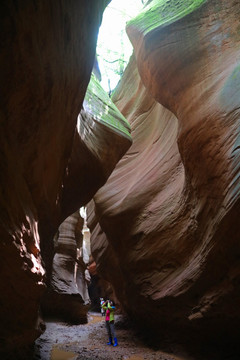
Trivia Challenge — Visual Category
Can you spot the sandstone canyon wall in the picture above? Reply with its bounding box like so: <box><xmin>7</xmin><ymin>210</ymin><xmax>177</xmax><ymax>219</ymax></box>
<box><xmin>88</xmin><ymin>0</ymin><xmax>240</xmax><ymax>352</ymax></box>
<box><xmin>41</xmin><ymin>211</ymin><xmax>91</xmax><ymax>324</ymax></box>
<box><xmin>0</xmin><ymin>1</ymin><xmax>133</xmax><ymax>358</ymax></box>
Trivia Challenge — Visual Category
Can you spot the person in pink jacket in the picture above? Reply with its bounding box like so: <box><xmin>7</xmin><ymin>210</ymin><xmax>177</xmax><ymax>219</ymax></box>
<box><xmin>101</xmin><ymin>300</ymin><xmax>118</xmax><ymax>346</ymax></box>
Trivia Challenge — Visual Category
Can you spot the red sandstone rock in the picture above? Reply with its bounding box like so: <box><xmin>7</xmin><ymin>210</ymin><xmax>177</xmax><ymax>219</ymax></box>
<box><xmin>88</xmin><ymin>0</ymin><xmax>240</xmax><ymax>348</ymax></box>
<box><xmin>0</xmin><ymin>0</ymin><xmax>134</xmax><ymax>357</ymax></box>
<box><xmin>88</xmin><ymin>260</ymin><xmax>98</xmax><ymax>277</ymax></box>
<box><xmin>41</xmin><ymin>212</ymin><xmax>91</xmax><ymax>324</ymax></box>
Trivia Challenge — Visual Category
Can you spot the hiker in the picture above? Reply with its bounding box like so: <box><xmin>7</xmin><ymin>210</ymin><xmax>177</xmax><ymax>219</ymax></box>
<box><xmin>101</xmin><ymin>299</ymin><xmax>118</xmax><ymax>346</ymax></box>
<box><xmin>100</xmin><ymin>298</ymin><xmax>105</xmax><ymax>316</ymax></box>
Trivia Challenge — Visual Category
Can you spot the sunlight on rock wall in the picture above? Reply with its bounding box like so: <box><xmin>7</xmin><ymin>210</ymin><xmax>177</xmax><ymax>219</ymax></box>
<box><xmin>88</xmin><ymin>0</ymin><xmax>240</xmax><ymax>349</ymax></box>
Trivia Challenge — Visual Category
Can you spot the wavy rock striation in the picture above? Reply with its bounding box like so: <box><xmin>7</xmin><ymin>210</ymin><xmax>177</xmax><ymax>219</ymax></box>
<box><xmin>88</xmin><ymin>0</ymin><xmax>240</xmax><ymax>351</ymax></box>
<box><xmin>0</xmin><ymin>1</ymin><xmax>133</xmax><ymax>358</ymax></box>
<box><xmin>41</xmin><ymin>211</ymin><xmax>91</xmax><ymax>324</ymax></box>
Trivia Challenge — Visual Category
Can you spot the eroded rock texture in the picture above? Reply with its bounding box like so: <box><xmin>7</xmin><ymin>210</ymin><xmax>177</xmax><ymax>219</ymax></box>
<box><xmin>88</xmin><ymin>256</ymin><xmax>118</xmax><ymax>311</ymax></box>
<box><xmin>88</xmin><ymin>0</ymin><xmax>240</xmax><ymax>351</ymax></box>
<box><xmin>40</xmin><ymin>72</ymin><xmax>132</xmax><ymax>323</ymax></box>
<box><xmin>41</xmin><ymin>211</ymin><xmax>91</xmax><ymax>324</ymax></box>
<box><xmin>0</xmin><ymin>1</ymin><xmax>133</xmax><ymax>358</ymax></box>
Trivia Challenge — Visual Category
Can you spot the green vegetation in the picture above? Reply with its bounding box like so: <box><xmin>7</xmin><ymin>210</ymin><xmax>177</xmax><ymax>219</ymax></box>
<box><xmin>127</xmin><ymin>0</ymin><xmax>206</xmax><ymax>35</ymax></box>
<box><xmin>84</xmin><ymin>74</ymin><xmax>132</xmax><ymax>140</ymax></box>
<box><xmin>96</xmin><ymin>0</ymin><xmax>144</xmax><ymax>93</ymax></box>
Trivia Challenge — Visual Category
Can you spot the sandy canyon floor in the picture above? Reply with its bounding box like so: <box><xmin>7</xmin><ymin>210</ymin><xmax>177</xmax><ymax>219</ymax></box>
<box><xmin>33</xmin><ymin>312</ymin><xmax>195</xmax><ymax>360</ymax></box>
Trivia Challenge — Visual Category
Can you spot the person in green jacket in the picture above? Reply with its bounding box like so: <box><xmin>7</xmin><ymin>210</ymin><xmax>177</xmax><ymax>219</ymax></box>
<box><xmin>101</xmin><ymin>299</ymin><xmax>118</xmax><ymax>346</ymax></box>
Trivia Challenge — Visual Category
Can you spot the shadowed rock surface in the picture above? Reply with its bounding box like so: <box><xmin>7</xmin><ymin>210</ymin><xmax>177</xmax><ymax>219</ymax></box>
<box><xmin>0</xmin><ymin>1</ymin><xmax>134</xmax><ymax>358</ymax></box>
<box><xmin>41</xmin><ymin>211</ymin><xmax>91</xmax><ymax>324</ymax></box>
<box><xmin>41</xmin><ymin>73</ymin><xmax>132</xmax><ymax>324</ymax></box>
<box><xmin>88</xmin><ymin>0</ymin><xmax>240</xmax><ymax>355</ymax></box>
<box><xmin>1</xmin><ymin>0</ymin><xmax>240</xmax><ymax>358</ymax></box>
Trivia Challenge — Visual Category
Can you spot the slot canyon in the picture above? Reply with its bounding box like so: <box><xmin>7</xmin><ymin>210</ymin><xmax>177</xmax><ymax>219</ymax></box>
<box><xmin>0</xmin><ymin>0</ymin><xmax>240</xmax><ymax>359</ymax></box>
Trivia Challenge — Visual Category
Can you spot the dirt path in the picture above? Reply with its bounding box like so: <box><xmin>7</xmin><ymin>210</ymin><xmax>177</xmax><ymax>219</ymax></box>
<box><xmin>34</xmin><ymin>312</ymin><xmax>194</xmax><ymax>360</ymax></box>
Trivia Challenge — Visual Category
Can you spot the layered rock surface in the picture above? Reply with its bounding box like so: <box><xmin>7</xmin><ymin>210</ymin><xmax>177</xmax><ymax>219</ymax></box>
<box><xmin>0</xmin><ymin>1</ymin><xmax>133</xmax><ymax>358</ymax></box>
<box><xmin>88</xmin><ymin>0</ymin><xmax>240</xmax><ymax>350</ymax></box>
<box><xmin>41</xmin><ymin>211</ymin><xmax>91</xmax><ymax>324</ymax></box>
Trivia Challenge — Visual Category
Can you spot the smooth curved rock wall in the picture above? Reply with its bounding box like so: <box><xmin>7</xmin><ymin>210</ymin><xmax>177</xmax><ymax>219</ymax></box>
<box><xmin>0</xmin><ymin>0</ymin><xmax>134</xmax><ymax>358</ymax></box>
<box><xmin>41</xmin><ymin>211</ymin><xmax>91</xmax><ymax>324</ymax></box>
<box><xmin>88</xmin><ymin>0</ymin><xmax>240</xmax><ymax>350</ymax></box>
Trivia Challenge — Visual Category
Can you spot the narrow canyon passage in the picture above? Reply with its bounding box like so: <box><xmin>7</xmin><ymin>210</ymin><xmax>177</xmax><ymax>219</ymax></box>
<box><xmin>34</xmin><ymin>312</ymin><xmax>194</xmax><ymax>360</ymax></box>
<box><xmin>33</xmin><ymin>311</ymin><xmax>240</xmax><ymax>360</ymax></box>
<box><xmin>1</xmin><ymin>1</ymin><xmax>240</xmax><ymax>359</ymax></box>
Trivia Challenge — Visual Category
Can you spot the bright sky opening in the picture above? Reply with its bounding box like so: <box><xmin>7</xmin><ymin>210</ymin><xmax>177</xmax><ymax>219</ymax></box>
<box><xmin>96</xmin><ymin>0</ymin><xmax>144</xmax><ymax>93</ymax></box>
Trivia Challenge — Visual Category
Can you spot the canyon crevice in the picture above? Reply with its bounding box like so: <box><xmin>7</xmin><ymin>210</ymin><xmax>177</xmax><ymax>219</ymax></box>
<box><xmin>88</xmin><ymin>0</ymin><xmax>240</xmax><ymax>353</ymax></box>
<box><xmin>0</xmin><ymin>1</ymin><xmax>133</xmax><ymax>358</ymax></box>
<box><xmin>1</xmin><ymin>0</ymin><xmax>240</xmax><ymax>359</ymax></box>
